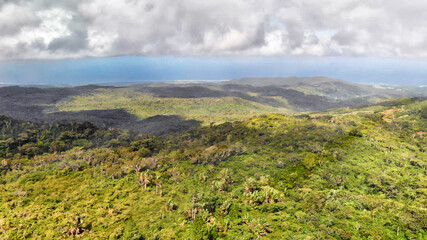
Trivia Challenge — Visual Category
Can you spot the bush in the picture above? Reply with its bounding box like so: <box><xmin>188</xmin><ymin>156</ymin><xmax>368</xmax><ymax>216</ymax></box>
<box><xmin>348</xmin><ymin>128</ymin><xmax>363</xmax><ymax>137</ymax></box>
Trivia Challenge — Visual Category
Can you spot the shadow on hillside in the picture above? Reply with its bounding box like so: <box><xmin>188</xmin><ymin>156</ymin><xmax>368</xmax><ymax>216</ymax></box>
<box><xmin>46</xmin><ymin>110</ymin><xmax>202</xmax><ymax>135</ymax></box>
<box><xmin>0</xmin><ymin>86</ymin><xmax>201</xmax><ymax>135</ymax></box>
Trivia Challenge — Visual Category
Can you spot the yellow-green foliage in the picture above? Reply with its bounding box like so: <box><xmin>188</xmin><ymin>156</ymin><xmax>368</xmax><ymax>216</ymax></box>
<box><xmin>55</xmin><ymin>88</ymin><xmax>291</xmax><ymax>124</ymax></box>
<box><xmin>289</xmin><ymin>86</ymin><xmax>325</xmax><ymax>96</ymax></box>
<box><xmin>247</xmin><ymin>92</ymin><xmax>260</xmax><ymax>97</ymax></box>
<box><xmin>1</xmin><ymin>99</ymin><xmax>426</xmax><ymax>239</ymax></box>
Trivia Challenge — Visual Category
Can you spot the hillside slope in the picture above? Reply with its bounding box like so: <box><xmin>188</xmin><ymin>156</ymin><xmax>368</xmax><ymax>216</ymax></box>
<box><xmin>0</xmin><ymin>98</ymin><xmax>425</xmax><ymax>239</ymax></box>
<box><xmin>53</xmin><ymin>77</ymin><xmax>427</xmax><ymax>127</ymax></box>
<box><xmin>226</xmin><ymin>77</ymin><xmax>425</xmax><ymax>104</ymax></box>
<box><xmin>0</xmin><ymin>77</ymin><xmax>425</xmax><ymax>133</ymax></box>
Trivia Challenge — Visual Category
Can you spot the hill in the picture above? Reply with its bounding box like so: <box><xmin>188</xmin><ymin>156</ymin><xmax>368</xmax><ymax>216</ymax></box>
<box><xmin>0</xmin><ymin>77</ymin><xmax>425</xmax><ymax>134</ymax></box>
<box><xmin>0</xmin><ymin>98</ymin><xmax>425</xmax><ymax>239</ymax></box>
<box><xmin>226</xmin><ymin>76</ymin><xmax>424</xmax><ymax>102</ymax></box>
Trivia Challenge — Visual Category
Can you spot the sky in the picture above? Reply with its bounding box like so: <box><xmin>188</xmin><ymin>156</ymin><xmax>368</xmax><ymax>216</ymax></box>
<box><xmin>0</xmin><ymin>0</ymin><xmax>427</xmax><ymax>85</ymax></box>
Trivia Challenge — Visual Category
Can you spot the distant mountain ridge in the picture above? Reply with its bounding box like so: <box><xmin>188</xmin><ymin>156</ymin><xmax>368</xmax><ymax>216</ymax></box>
<box><xmin>227</xmin><ymin>77</ymin><xmax>425</xmax><ymax>100</ymax></box>
<box><xmin>0</xmin><ymin>77</ymin><xmax>425</xmax><ymax>134</ymax></box>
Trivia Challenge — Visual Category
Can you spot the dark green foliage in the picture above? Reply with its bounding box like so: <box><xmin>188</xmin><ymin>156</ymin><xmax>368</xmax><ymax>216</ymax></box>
<box><xmin>348</xmin><ymin>127</ymin><xmax>363</xmax><ymax>137</ymax></box>
<box><xmin>421</xmin><ymin>105</ymin><xmax>427</xmax><ymax>118</ymax></box>
<box><xmin>0</xmin><ymin>119</ymin><xmax>140</xmax><ymax>158</ymax></box>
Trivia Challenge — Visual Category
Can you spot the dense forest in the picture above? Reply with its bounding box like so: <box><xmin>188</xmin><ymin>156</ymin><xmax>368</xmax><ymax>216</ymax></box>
<box><xmin>0</xmin><ymin>98</ymin><xmax>425</xmax><ymax>239</ymax></box>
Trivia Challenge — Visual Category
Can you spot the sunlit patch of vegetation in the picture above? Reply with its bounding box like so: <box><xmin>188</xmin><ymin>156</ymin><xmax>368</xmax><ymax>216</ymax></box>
<box><xmin>54</xmin><ymin>88</ymin><xmax>292</xmax><ymax>124</ymax></box>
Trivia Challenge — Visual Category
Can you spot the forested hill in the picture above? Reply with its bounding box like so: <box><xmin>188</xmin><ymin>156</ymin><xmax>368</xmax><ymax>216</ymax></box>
<box><xmin>0</xmin><ymin>77</ymin><xmax>425</xmax><ymax>134</ymax></box>
<box><xmin>0</xmin><ymin>98</ymin><xmax>425</xmax><ymax>239</ymax></box>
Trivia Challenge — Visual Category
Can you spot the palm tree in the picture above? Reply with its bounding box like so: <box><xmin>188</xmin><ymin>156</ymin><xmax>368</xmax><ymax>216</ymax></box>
<box><xmin>71</xmin><ymin>120</ymin><xmax>77</xmax><ymax>132</ymax></box>
<box><xmin>137</xmin><ymin>170</ymin><xmax>152</xmax><ymax>190</ymax></box>
<box><xmin>170</xmin><ymin>166</ymin><xmax>180</xmax><ymax>184</ymax></box>
<box><xmin>143</xmin><ymin>170</ymin><xmax>152</xmax><ymax>190</ymax></box>
<box><xmin>138</xmin><ymin>173</ymin><xmax>144</xmax><ymax>189</ymax></box>
<box><xmin>155</xmin><ymin>174</ymin><xmax>162</xmax><ymax>194</ymax></box>
<box><xmin>132</xmin><ymin>159</ymin><xmax>143</xmax><ymax>173</ymax></box>
<box><xmin>191</xmin><ymin>193</ymin><xmax>198</xmax><ymax>220</ymax></box>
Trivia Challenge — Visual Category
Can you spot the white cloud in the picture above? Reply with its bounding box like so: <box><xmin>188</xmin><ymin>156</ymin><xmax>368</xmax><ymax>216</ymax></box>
<box><xmin>1</xmin><ymin>0</ymin><xmax>427</xmax><ymax>59</ymax></box>
<box><xmin>87</xmin><ymin>28</ymin><xmax>117</xmax><ymax>54</ymax></box>
<box><xmin>24</xmin><ymin>8</ymin><xmax>72</xmax><ymax>46</ymax></box>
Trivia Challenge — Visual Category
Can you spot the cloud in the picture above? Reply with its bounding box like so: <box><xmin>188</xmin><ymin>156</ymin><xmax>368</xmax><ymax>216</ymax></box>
<box><xmin>1</xmin><ymin>0</ymin><xmax>427</xmax><ymax>59</ymax></box>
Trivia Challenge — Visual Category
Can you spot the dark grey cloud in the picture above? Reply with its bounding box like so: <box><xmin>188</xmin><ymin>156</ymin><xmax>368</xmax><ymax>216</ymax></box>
<box><xmin>1</xmin><ymin>0</ymin><xmax>427</xmax><ymax>59</ymax></box>
<box><xmin>47</xmin><ymin>16</ymin><xmax>88</xmax><ymax>52</ymax></box>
